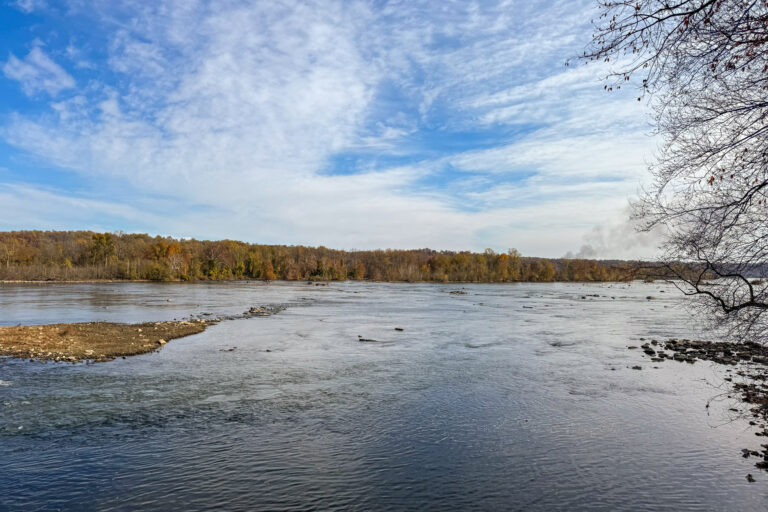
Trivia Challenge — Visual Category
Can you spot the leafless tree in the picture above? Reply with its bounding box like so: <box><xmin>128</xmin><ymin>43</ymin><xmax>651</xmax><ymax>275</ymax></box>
<box><xmin>585</xmin><ymin>1</ymin><xmax>768</xmax><ymax>342</ymax></box>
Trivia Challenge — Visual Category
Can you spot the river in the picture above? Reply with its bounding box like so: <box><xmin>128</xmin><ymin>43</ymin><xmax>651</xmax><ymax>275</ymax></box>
<box><xmin>0</xmin><ymin>281</ymin><xmax>765</xmax><ymax>510</ymax></box>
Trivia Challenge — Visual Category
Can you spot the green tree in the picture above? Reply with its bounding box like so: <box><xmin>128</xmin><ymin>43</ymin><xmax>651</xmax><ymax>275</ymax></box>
<box><xmin>88</xmin><ymin>234</ymin><xmax>116</xmax><ymax>266</ymax></box>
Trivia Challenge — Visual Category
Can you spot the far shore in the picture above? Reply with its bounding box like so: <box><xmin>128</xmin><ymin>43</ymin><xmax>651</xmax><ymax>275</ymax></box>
<box><xmin>0</xmin><ymin>278</ymin><xmax>649</xmax><ymax>285</ymax></box>
<box><xmin>0</xmin><ymin>279</ymin><xmax>156</xmax><ymax>284</ymax></box>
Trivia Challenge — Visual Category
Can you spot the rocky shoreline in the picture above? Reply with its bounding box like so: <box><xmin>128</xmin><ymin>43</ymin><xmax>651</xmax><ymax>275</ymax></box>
<box><xmin>0</xmin><ymin>304</ymin><xmax>286</xmax><ymax>364</ymax></box>
<box><xmin>630</xmin><ymin>337</ymin><xmax>768</xmax><ymax>479</ymax></box>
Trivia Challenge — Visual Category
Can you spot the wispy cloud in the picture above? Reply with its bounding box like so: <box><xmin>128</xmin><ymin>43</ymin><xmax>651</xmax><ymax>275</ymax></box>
<box><xmin>3</xmin><ymin>46</ymin><xmax>75</xmax><ymax>97</ymax></box>
<box><xmin>0</xmin><ymin>182</ymin><xmax>150</xmax><ymax>231</ymax></box>
<box><xmin>0</xmin><ymin>0</ymin><xmax>659</xmax><ymax>258</ymax></box>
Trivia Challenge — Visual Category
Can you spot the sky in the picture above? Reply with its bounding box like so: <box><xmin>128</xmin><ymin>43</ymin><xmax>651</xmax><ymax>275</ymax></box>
<box><xmin>0</xmin><ymin>0</ymin><xmax>659</xmax><ymax>258</ymax></box>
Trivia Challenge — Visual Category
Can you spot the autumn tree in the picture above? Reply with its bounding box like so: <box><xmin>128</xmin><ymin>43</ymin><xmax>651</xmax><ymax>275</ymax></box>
<box><xmin>262</xmin><ymin>260</ymin><xmax>276</xmax><ymax>281</ymax></box>
<box><xmin>353</xmin><ymin>262</ymin><xmax>366</xmax><ymax>280</ymax></box>
<box><xmin>166</xmin><ymin>242</ymin><xmax>187</xmax><ymax>278</ymax></box>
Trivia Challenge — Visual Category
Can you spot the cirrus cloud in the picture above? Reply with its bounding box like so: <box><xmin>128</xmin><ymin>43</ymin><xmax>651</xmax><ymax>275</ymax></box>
<box><xmin>0</xmin><ymin>0</ymin><xmax>659</xmax><ymax>259</ymax></box>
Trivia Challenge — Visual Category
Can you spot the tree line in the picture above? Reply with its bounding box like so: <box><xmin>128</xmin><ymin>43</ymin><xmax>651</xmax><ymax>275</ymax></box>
<box><xmin>0</xmin><ymin>231</ymin><xmax>641</xmax><ymax>282</ymax></box>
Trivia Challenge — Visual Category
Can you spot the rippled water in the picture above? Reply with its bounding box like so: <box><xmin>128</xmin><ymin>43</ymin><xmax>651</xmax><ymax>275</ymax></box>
<box><xmin>1</xmin><ymin>281</ymin><xmax>766</xmax><ymax>510</ymax></box>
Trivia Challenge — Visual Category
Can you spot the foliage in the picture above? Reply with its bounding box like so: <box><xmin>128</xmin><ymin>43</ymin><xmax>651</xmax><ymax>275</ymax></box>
<box><xmin>0</xmin><ymin>231</ymin><xmax>638</xmax><ymax>283</ymax></box>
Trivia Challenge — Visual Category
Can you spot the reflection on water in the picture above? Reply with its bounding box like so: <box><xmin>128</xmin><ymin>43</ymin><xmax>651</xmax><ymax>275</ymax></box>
<box><xmin>0</xmin><ymin>281</ymin><xmax>766</xmax><ymax>510</ymax></box>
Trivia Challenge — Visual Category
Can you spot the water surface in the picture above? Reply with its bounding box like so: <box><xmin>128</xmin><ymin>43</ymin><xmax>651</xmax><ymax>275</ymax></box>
<box><xmin>1</xmin><ymin>281</ymin><xmax>765</xmax><ymax>510</ymax></box>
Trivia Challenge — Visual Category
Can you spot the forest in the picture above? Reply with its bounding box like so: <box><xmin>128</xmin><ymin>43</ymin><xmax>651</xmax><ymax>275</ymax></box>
<box><xmin>0</xmin><ymin>231</ymin><xmax>642</xmax><ymax>282</ymax></box>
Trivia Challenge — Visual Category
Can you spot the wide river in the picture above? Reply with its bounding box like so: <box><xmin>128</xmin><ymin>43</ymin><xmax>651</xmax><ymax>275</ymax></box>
<box><xmin>1</xmin><ymin>281</ymin><xmax>766</xmax><ymax>510</ymax></box>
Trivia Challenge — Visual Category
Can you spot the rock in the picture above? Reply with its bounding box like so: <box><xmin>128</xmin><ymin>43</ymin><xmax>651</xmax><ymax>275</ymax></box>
<box><xmin>632</xmin><ymin>365</ymin><xmax>642</xmax><ymax>370</ymax></box>
<box><xmin>394</xmin><ymin>327</ymin><xmax>404</xmax><ymax>331</ymax></box>
<box><xmin>747</xmin><ymin>474</ymin><xmax>756</xmax><ymax>482</ymax></box>
<box><xmin>627</xmin><ymin>345</ymin><xmax>638</xmax><ymax>350</ymax></box>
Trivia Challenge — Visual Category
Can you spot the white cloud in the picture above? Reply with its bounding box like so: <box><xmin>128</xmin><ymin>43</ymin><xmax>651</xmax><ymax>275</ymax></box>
<box><xmin>0</xmin><ymin>182</ymin><xmax>150</xmax><ymax>232</ymax></box>
<box><xmin>0</xmin><ymin>0</ymin><xmax>660</xmax><ymax>258</ymax></box>
<box><xmin>451</xmin><ymin>131</ymin><xmax>652</xmax><ymax>179</ymax></box>
<box><xmin>3</xmin><ymin>46</ymin><xmax>75</xmax><ymax>96</ymax></box>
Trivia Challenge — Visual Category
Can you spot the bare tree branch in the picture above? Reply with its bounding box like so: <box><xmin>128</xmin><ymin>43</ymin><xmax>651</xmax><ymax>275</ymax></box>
<box><xmin>585</xmin><ymin>0</ymin><xmax>768</xmax><ymax>342</ymax></box>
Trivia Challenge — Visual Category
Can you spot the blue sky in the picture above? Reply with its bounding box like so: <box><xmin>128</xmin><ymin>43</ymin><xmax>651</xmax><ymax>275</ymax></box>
<box><xmin>0</xmin><ymin>0</ymin><xmax>658</xmax><ymax>257</ymax></box>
